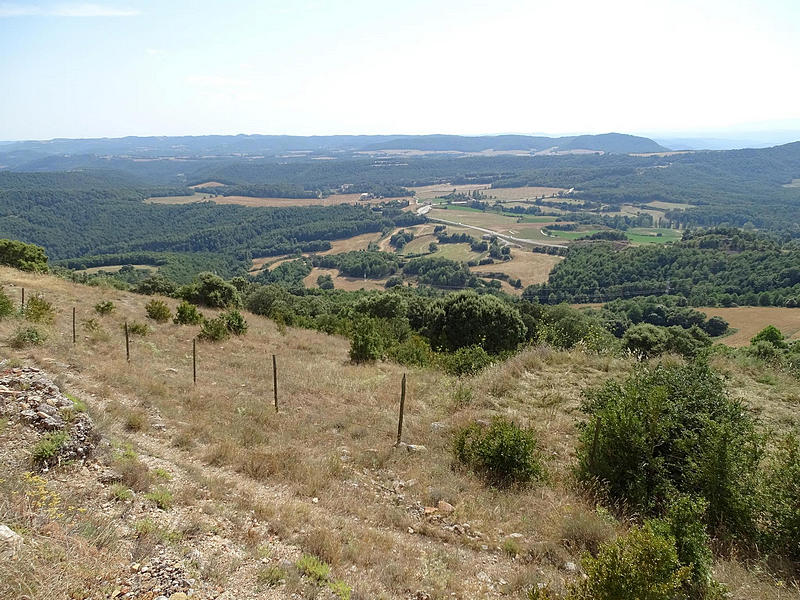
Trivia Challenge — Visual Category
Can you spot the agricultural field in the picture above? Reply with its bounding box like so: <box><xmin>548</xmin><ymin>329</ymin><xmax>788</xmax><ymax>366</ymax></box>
<box><xmin>698</xmin><ymin>306</ymin><xmax>800</xmax><ymax>346</ymax></box>
<box><xmin>625</xmin><ymin>227</ymin><xmax>682</xmax><ymax>244</ymax></box>
<box><xmin>472</xmin><ymin>252</ymin><xmax>563</xmax><ymax>287</ymax></box>
<box><xmin>147</xmin><ymin>192</ymin><xmax>397</xmax><ymax>208</ymax></box>
<box><xmin>74</xmin><ymin>264</ymin><xmax>158</xmax><ymax>275</ymax></box>
<box><xmin>304</xmin><ymin>267</ymin><xmax>388</xmax><ymax>291</ymax></box>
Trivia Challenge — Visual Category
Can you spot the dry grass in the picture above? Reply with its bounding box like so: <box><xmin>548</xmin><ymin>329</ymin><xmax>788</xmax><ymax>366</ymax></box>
<box><xmin>0</xmin><ymin>267</ymin><xmax>797</xmax><ymax>598</ymax></box>
<box><xmin>699</xmin><ymin>306</ymin><xmax>800</xmax><ymax>346</ymax></box>
<box><xmin>147</xmin><ymin>192</ymin><xmax>395</xmax><ymax>208</ymax></box>
<box><xmin>303</xmin><ymin>267</ymin><xmax>388</xmax><ymax>291</ymax></box>
<box><xmin>471</xmin><ymin>252</ymin><xmax>563</xmax><ymax>288</ymax></box>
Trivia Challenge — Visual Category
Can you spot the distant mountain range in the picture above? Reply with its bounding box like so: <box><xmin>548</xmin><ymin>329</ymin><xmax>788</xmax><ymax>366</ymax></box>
<box><xmin>0</xmin><ymin>132</ymin><xmax>668</xmax><ymax>164</ymax></box>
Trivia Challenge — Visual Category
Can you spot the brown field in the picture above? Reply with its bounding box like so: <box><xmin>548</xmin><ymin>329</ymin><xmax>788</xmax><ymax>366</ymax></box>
<box><xmin>147</xmin><ymin>192</ymin><xmax>400</xmax><ymax>208</ymax></box>
<box><xmin>471</xmin><ymin>252</ymin><xmax>563</xmax><ymax>289</ymax></box>
<box><xmin>410</xmin><ymin>183</ymin><xmax>491</xmax><ymax>201</ymax></box>
<box><xmin>189</xmin><ymin>181</ymin><xmax>226</xmax><ymax>188</ymax></box>
<box><xmin>319</xmin><ymin>232</ymin><xmax>383</xmax><ymax>255</ymax></box>
<box><xmin>484</xmin><ymin>186</ymin><xmax>568</xmax><ymax>201</ymax></box>
<box><xmin>304</xmin><ymin>267</ymin><xmax>388</xmax><ymax>291</ymax></box>
<box><xmin>698</xmin><ymin>306</ymin><xmax>800</xmax><ymax>346</ymax></box>
<box><xmin>0</xmin><ymin>266</ymin><xmax>797</xmax><ymax>599</ymax></box>
<box><xmin>76</xmin><ymin>264</ymin><xmax>158</xmax><ymax>275</ymax></box>
<box><xmin>248</xmin><ymin>254</ymin><xmax>292</xmax><ymax>273</ymax></box>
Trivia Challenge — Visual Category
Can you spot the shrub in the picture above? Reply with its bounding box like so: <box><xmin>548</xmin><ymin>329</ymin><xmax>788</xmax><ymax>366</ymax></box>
<box><xmin>650</xmin><ymin>496</ymin><xmax>721</xmax><ymax>597</ymax></box>
<box><xmin>566</xmin><ymin>523</ymin><xmax>690</xmax><ymax>600</ymax></box>
<box><xmin>144</xmin><ymin>487</ymin><xmax>174</xmax><ymax>510</ymax></box>
<box><xmin>198</xmin><ymin>316</ymin><xmax>230</xmax><ymax>342</ymax></box>
<box><xmin>349</xmin><ymin>319</ymin><xmax>384</xmax><ymax>363</ymax></box>
<box><xmin>173</xmin><ymin>300</ymin><xmax>203</xmax><ymax>325</ymax></box>
<box><xmin>576</xmin><ymin>361</ymin><xmax>761</xmax><ymax>538</ymax></box>
<box><xmin>23</xmin><ymin>295</ymin><xmax>55</xmax><ymax>324</ymax></box>
<box><xmin>387</xmin><ymin>334</ymin><xmax>433</xmax><ymax>367</ymax></box>
<box><xmin>109</xmin><ymin>484</ymin><xmax>133</xmax><ymax>502</ymax></box>
<box><xmin>145</xmin><ymin>299</ymin><xmax>172</xmax><ymax>323</ymax></box>
<box><xmin>425</xmin><ymin>291</ymin><xmax>527</xmax><ymax>353</ymax></box>
<box><xmin>94</xmin><ymin>300</ymin><xmax>115</xmax><ymax>315</ymax></box>
<box><xmin>257</xmin><ymin>565</ymin><xmax>287</xmax><ymax>587</ymax></box>
<box><xmin>179</xmin><ymin>272</ymin><xmax>241</xmax><ymax>308</ymax></box>
<box><xmin>296</xmin><ymin>554</ymin><xmax>330</xmax><ymax>583</ymax></box>
<box><xmin>751</xmin><ymin>325</ymin><xmax>787</xmax><ymax>348</ymax></box>
<box><xmin>0</xmin><ymin>239</ymin><xmax>48</xmax><ymax>272</ymax></box>
<box><xmin>126</xmin><ymin>321</ymin><xmax>149</xmax><ymax>336</ymax></box>
<box><xmin>439</xmin><ymin>345</ymin><xmax>492</xmax><ymax>376</ymax></box>
<box><xmin>452</xmin><ymin>418</ymin><xmax>544</xmax><ymax>487</ymax></box>
<box><xmin>760</xmin><ymin>433</ymin><xmax>800</xmax><ymax>560</ymax></box>
<box><xmin>0</xmin><ymin>288</ymin><xmax>14</xmax><ymax>318</ymax></box>
<box><xmin>9</xmin><ymin>325</ymin><xmax>47</xmax><ymax>348</ymax></box>
<box><xmin>32</xmin><ymin>431</ymin><xmax>68</xmax><ymax>465</ymax></box>
<box><xmin>221</xmin><ymin>309</ymin><xmax>248</xmax><ymax>335</ymax></box>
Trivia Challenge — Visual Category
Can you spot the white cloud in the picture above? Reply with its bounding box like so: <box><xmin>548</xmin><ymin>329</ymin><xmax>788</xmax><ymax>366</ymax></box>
<box><xmin>0</xmin><ymin>2</ymin><xmax>139</xmax><ymax>17</ymax></box>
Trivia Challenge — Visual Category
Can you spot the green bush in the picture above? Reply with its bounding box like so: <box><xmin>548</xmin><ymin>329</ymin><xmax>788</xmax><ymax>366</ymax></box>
<box><xmin>179</xmin><ymin>272</ymin><xmax>241</xmax><ymax>308</ymax></box>
<box><xmin>198</xmin><ymin>316</ymin><xmax>230</xmax><ymax>342</ymax></box>
<box><xmin>439</xmin><ymin>345</ymin><xmax>492</xmax><ymax>376</ymax></box>
<box><xmin>144</xmin><ymin>486</ymin><xmax>174</xmax><ymax>510</ymax></box>
<box><xmin>566</xmin><ymin>523</ymin><xmax>690</xmax><ymax>600</ymax></box>
<box><xmin>650</xmin><ymin>496</ymin><xmax>721</xmax><ymax>597</ymax></box>
<box><xmin>0</xmin><ymin>288</ymin><xmax>14</xmax><ymax>318</ymax></box>
<box><xmin>94</xmin><ymin>300</ymin><xmax>115</xmax><ymax>315</ymax></box>
<box><xmin>145</xmin><ymin>299</ymin><xmax>172</xmax><ymax>323</ymax></box>
<box><xmin>751</xmin><ymin>325</ymin><xmax>787</xmax><ymax>349</ymax></box>
<box><xmin>349</xmin><ymin>319</ymin><xmax>384</xmax><ymax>363</ymax></box>
<box><xmin>9</xmin><ymin>325</ymin><xmax>48</xmax><ymax>348</ymax></box>
<box><xmin>453</xmin><ymin>418</ymin><xmax>543</xmax><ymax>487</ymax></box>
<box><xmin>296</xmin><ymin>554</ymin><xmax>330</xmax><ymax>583</ymax></box>
<box><xmin>221</xmin><ymin>309</ymin><xmax>248</xmax><ymax>335</ymax></box>
<box><xmin>173</xmin><ymin>300</ymin><xmax>204</xmax><ymax>325</ymax></box>
<box><xmin>32</xmin><ymin>431</ymin><xmax>68</xmax><ymax>465</ymax></box>
<box><xmin>0</xmin><ymin>239</ymin><xmax>48</xmax><ymax>272</ymax></box>
<box><xmin>126</xmin><ymin>321</ymin><xmax>149</xmax><ymax>336</ymax></box>
<box><xmin>387</xmin><ymin>334</ymin><xmax>433</xmax><ymax>367</ymax></box>
<box><xmin>576</xmin><ymin>361</ymin><xmax>761</xmax><ymax>538</ymax></box>
<box><xmin>23</xmin><ymin>295</ymin><xmax>55</xmax><ymax>324</ymax></box>
<box><xmin>760</xmin><ymin>434</ymin><xmax>800</xmax><ymax>560</ymax></box>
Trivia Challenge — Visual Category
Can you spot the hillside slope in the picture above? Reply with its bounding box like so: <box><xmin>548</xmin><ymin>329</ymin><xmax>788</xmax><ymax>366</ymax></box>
<box><xmin>0</xmin><ymin>267</ymin><xmax>797</xmax><ymax>599</ymax></box>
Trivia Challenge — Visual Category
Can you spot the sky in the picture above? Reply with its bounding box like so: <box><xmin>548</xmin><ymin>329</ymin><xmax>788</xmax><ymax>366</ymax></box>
<box><xmin>1</xmin><ymin>0</ymin><xmax>799</xmax><ymax>141</ymax></box>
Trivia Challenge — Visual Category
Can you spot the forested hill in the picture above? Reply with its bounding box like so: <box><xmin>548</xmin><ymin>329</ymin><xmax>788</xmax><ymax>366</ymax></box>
<box><xmin>0</xmin><ymin>131</ymin><xmax>666</xmax><ymax>161</ymax></box>
<box><xmin>525</xmin><ymin>228</ymin><xmax>800</xmax><ymax>306</ymax></box>
<box><xmin>0</xmin><ymin>171</ymin><xmax>423</xmax><ymax>282</ymax></box>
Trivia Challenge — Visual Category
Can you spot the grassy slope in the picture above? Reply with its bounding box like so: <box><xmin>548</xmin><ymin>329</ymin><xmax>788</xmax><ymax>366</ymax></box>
<box><xmin>0</xmin><ymin>267</ymin><xmax>797</xmax><ymax>599</ymax></box>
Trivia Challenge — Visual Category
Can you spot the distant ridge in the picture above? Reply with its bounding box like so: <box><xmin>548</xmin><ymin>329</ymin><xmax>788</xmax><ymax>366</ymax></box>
<box><xmin>0</xmin><ymin>132</ymin><xmax>667</xmax><ymax>159</ymax></box>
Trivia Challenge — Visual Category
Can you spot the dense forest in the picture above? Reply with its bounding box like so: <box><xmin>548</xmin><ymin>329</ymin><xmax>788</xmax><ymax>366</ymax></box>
<box><xmin>525</xmin><ymin>228</ymin><xmax>800</xmax><ymax>306</ymax></box>
<box><xmin>0</xmin><ymin>172</ymin><xmax>422</xmax><ymax>282</ymax></box>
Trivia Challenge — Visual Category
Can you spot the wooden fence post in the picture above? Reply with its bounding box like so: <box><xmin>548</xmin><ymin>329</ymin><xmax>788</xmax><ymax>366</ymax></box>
<box><xmin>396</xmin><ymin>373</ymin><xmax>406</xmax><ymax>446</ymax></box>
<box><xmin>272</xmin><ymin>354</ymin><xmax>278</xmax><ymax>412</ymax></box>
<box><xmin>72</xmin><ymin>307</ymin><xmax>76</xmax><ymax>344</ymax></box>
<box><xmin>192</xmin><ymin>338</ymin><xmax>197</xmax><ymax>384</ymax></box>
<box><xmin>124</xmin><ymin>321</ymin><xmax>130</xmax><ymax>362</ymax></box>
<box><xmin>21</xmin><ymin>288</ymin><xmax>24</xmax><ymax>310</ymax></box>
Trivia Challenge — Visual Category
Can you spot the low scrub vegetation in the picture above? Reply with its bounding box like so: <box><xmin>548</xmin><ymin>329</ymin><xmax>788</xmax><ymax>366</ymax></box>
<box><xmin>453</xmin><ymin>418</ymin><xmax>544</xmax><ymax>487</ymax></box>
<box><xmin>145</xmin><ymin>299</ymin><xmax>172</xmax><ymax>323</ymax></box>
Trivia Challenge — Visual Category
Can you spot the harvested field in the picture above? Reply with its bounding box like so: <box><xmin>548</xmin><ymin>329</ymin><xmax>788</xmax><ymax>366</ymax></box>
<box><xmin>304</xmin><ymin>267</ymin><xmax>388</xmax><ymax>291</ymax></box>
<box><xmin>485</xmin><ymin>186</ymin><xmax>568</xmax><ymax>201</ymax></box>
<box><xmin>76</xmin><ymin>264</ymin><xmax>157</xmax><ymax>274</ymax></box>
<box><xmin>147</xmin><ymin>193</ymin><xmax>399</xmax><ymax>208</ymax></box>
<box><xmin>471</xmin><ymin>252</ymin><xmax>563</xmax><ymax>288</ymax></box>
<box><xmin>189</xmin><ymin>181</ymin><xmax>226</xmax><ymax>188</ymax></box>
<box><xmin>698</xmin><ymin>306</ymin><xmax>800</xmax><ymax>346</ymax></box>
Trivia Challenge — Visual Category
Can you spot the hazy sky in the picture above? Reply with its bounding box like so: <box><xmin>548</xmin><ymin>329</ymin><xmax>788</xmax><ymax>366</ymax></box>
<box><xmin>1</xmin><ymin>0</ymin><xmax>799</xmax><ymax>140</ymax></box>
